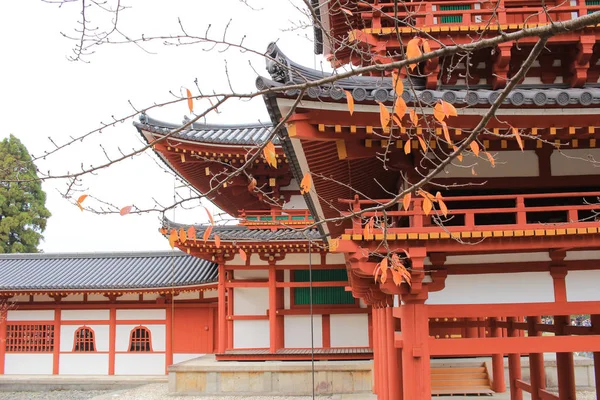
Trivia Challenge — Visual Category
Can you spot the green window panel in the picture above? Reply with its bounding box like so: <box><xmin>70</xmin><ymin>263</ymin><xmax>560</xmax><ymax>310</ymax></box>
<box><xmin>440</xmin><ymin>4</ymin><xmax>470</xmax><ymax>23</ymax></box>
<box><xmin>294</xmin><ymin>269</ymin><xmax>355</xmax><ymax>305</ymax></box>
<box><xmin>586</xmin><ymin>0</ymin><xmax>600</xmax><ymax>5</ymax></box>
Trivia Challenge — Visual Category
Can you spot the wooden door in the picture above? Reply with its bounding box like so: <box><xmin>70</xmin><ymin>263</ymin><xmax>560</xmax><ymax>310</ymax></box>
<box><xmin>173</xmin><ymin>307</ymin><xmax>214</xmax><ymax>354</ymax></box>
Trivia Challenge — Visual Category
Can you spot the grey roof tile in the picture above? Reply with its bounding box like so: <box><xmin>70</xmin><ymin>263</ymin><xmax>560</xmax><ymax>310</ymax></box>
<box><xmin>0</xmin><ymin>251</ymin><xmax>217</xmax><ymax>291</ymax></box>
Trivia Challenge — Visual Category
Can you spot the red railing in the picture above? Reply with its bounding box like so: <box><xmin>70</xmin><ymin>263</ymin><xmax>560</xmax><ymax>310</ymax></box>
<box><xmin>239</xmin><ymin>209</ymin><xmax>314</xmax><ymax>229</ymax></box>
<box><xmin>354</xmin><ymin>0</ymin><xmax>599</xmax><ymax>30</ymax></box>
<box><xmin>339</xmin><ymin>191</ymin><xmax>600</xmax><ymax>235</ymax></box>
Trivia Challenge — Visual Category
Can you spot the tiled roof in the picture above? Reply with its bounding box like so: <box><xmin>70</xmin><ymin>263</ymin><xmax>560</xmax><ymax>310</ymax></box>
<box><xmin>0</xmin><ymin>251</ymin><xmax>217</xmax><ymax>291</ymax></box>
<box><xmin>164</xmin><ymin>219</ymin><xmax>323</xmax><ymax>242</ymax></box>
<box><xmin>258</xmin><ymin>43</ymin><xmax>600</xmax><ymax>107</ymax></box>
<box><xmin>134</xmin><ymin>115</ymin><xmax>280</xmax><ymax>146</ymax></box>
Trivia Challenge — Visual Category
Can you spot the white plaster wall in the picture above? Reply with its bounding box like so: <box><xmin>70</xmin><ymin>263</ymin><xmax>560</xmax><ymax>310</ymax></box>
<box><xmin>565</xmin><ymin>250</ymin><xmax>600</xmax><ymax>261</ymax></box>
<box><xmin>11</xmin><ymin>295</ymin><xmax>30</xmax><ymax>303</ymax></box>
<box><xmin>173</xmin><ymin>353</ymin><xmax>205</xmax><ymax>364</ymax></box>
<box><xmin>87</xmin><ymin>294</ymin><xmax>107</xmax><ymax>301</ymax></box>
<box><xmin>427</xmin><ymin>272</ymin><xmax>554</xmax><ymax>305</ymax></box>
<box><xmin>280</xmin><ymin>180</ymin><xmax>300</xmax><ymax>191</ymax></box>
<box><xmin>330</xmin><ymin>314</ymin><xmax>369</xmax><ymax>347</ymax></box>
<box><xmin>233</xmin><ymin>288</ymin><xmax>269</xmax><ymax>316</ymax></box>
<box><xmin>326</xmin><ymin>253</ymin><xmax>346</xmax><ymax>264</ymax></box>
<box><xmin>114</xmin><ymin>353</ymin><xmax>165</xmax><ymax>375</ymax></box>
<box><xmin>359</xmin><ymin>299</ymin><xmax>368</xmax><ymax>309</ymax></box>
<box><xmin>63</xmin><ymin>294</ymin><xmax>84</xmax><ymax>302</ymax></box>
<box><xmin>115</xmin><ymin>324</ymin><xmax>166</xmax><ymax>352</ymax></box>
<box><xmin>233</xmin><ymin>320</ymin><xmax>269</xmax><ymax>348</ymax></box>
<box><xmin>32</xmin><ymin>295</ymin><xmax>52</xmax><ymax>302</ymax></box>
<box><xmin>445</xmin><ymin>252</ymin><xmax>550</xmax><ymax>265</ymax></box>
<box><xmin>117</xmin><ymin>294</ymin><xmax>140</xmax><ymax>301</ymax></box>
<box><xmin>7</xmin><ymin>310</ymin><xmax>54</xmax><ymax>321</ymax></box>
<box><xmin>174</xmin><ymin>292</ymin><xmax>199</xmax><ymax>300</ymax></box>
<box><xmin>61</xmin><ymin>309</ymin><xmax>110</xmax><ymax>321</ymax></box>
<box><xmin>284</xmin><ymin>270</ymin><xmax>291</xmax><ymax>310</ymax></box>
<box><xmin>284</xmin><ymin>315</ymin><xmax>323</xmax><ymax>348</ymax></box>
<box><xmin>203</xmin><ymin>290</ymin><xmax>218</xmax><ymax>299</ymax></box>
<box><xmin>566</xmin><ymin>270</ymin><xmax>600</xmax><ymax>301</ymax></box>
<box><xmin>233</xmin><ymin>269</ymin><xmax>269</xmax><ymax>280</ymax></box>
<box><xmin>59</xmin><ymin>354</ymin><xmax>109</xmax><ymax>375</ymax></box>
<box><xmin>285</xmin><ymin>253</ymin><xmax>320</xmax><ymax>265</ymax></box>
<box><xmin>441</xmin><ymin>151</ymin><xmax>538</xmax><ymax>178</ymax></box>
<box><xmin>552</xmin><ymin>149</ymin><xmax>600</xmax><ymax>176</ymax></box>
<box><xmin>283</xmin><ymin>195</ymin><xmax>308</xmax><ymax>210</ymax></box>
<box><xmin>5</xmin><ymin>354</ymin><xmax>53</xmax><ymax>374</ymax></box>
<box><xmin>60</xmin><ymin>324</ymin><xmax>109</xmax><ymax>352</ymax></box>
<box><xmin>116</xmin><ymin>309</ymin><xmax>165</xmax><ymax>320</ymax></box>
<box><xmin>143</xmin><ymin>293</ymin><xmax>161</xmax><ymax>301</ymax></box>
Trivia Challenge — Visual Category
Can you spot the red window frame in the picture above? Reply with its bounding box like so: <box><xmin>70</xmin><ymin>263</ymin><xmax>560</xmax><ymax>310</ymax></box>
<box><xmin>72</xmin><ymin>326</ymin><xmax>96</xmax><ymax>352</ymax></box>
<box><xmin>128</xmin><ymin>326</ymin><xmax>153</xmax><ymax>352</ymax></box>
<box><xmin>5</xmin><ymin>323</ymin><xmax>55</xmax><ymax>353</ymax></box>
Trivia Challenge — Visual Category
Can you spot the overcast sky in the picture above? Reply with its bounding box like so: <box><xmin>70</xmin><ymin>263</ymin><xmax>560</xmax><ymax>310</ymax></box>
<box><xmin>0</xmin><ymin>0</ymin><xmax>318</xmax><ymax>253</ymax></box>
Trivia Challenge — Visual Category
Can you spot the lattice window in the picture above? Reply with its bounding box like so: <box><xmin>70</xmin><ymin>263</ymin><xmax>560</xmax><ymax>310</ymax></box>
<box><xmin>129</xmin><ymin>326</ymin><xmax>152</xmax><ymax>352</ymax></box>
<box><xmin>440</xmin><ymin>4</ymin><xmax>470</xmax><ymax>24</ymax></box>
<box><xmin>294</xmin><ymin>269</ymin><xmax>355</xmax><ymax>305</ymax></box>
<box><xmin>73</xmin><ymin>327</ymin><xmax>95</xmax><ymax>352</ymax></box>
<box><xmin>5</xmin><ymin>324</ymin><xmax>55</xmax><ymax>352</ymax></box>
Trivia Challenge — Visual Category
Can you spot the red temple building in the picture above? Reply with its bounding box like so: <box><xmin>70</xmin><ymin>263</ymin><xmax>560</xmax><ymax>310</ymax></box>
<box><xmin>3</xmin><ymin>1</ymin><xmax>600</xmax><ymax>399</ymax></box>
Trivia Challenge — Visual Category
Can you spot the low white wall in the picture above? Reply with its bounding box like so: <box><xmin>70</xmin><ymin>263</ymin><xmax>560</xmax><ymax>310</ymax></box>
<box><xmin>233</xmin><ymin>288</ymin><xmax>268</xmax><ymax>316</ymax></box>
<box><xmin>566</xmin><ymin>270</ymin><xmax>600</xmax><ymax>301</ymax></box>
<box><xmin>427</xmin><ymin>272</ymin><xmax>555</xmax><ymax>305</ymax></box>
<box><xmin>5</xmin><ymin>354</ymin><xmax>53</xmax><ymax>374</ymax></box>
<box><xmin>116</xmin><ymin>309</ymin><xmax>165</xmax><ymax>320</ymax></box>
<box><xmin>115</xmin><ymin>324</ymin><xmax>166</xmax><ymax>352</ymax></box>
<box><xmin>173</xmin><ymin>353</ymin><xmax>205</xmax><ymax>364</ymax></box>
<box><xmin>61</xmin><ymin>309</ymin><xmax>109</xmax><ymax>320</ymax></box>
<box><xmin>7</xmin><ymin>310</ymin><xmax>54</xmax><ymax>321</ymax></box>
<box><xmin>284</xmin><ymin>315</ymin><xmax>323</xmax><ymax>348</ymax></box>
<box><xmin>114</xmin><ymin>353</ymin><xmax>165</xmax><ymax>375</ymax></box>
<box><xmin>233</xmin><ymin>320</ymin><xmax>269</xmax><ymax>348</ymax></box>
<box><xmin>59</xmin><ymin>354</ymin><xmax>109</xmax><ymax>375</ymax></box>
<box><xmin>60</xmin><ymin>324</ymin><xmax>110</xmax><ymax>352</ymax></box>
<box><xmin>330</xmin><ymin>314</ymin><xmax>369</xmax><ymax>347</ymax></box>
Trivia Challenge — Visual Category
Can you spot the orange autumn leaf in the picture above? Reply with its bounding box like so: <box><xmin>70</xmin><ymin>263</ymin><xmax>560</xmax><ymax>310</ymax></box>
<box><xmin>186</xmin><ymin>88</ymin><xmax>193</xmax><ymax>113</ymax></box>
<box><xmin>470</xmin><ymin>140</ymin><xmax>480</xmax><ymax>157</ymax></box>
<box><xmin>392</xmin><ymin>114</ymin><xmax>403</xmax><ymax>127</ymax></box>
<box><xmin>417</xmin><ymin>136</ymin><xmax>427</xmax><ymax>153</ymax></box>
<box><xmin>344</xmin><ymin>90</ymin><xmax>354</xmax><ymax>116</ymax></box>
<box><xmin>441</xmin><ymin>100</ymin><xmax>458</xmax><ymax>118</ymax></box>
<box><xmin>433</xmin><ymin>103</ymin><xmax>446</xmax><ymax>123</ymax></box>
<box><xmin>248</xmin><ymin>178</ymin><xmax>257</xmax><ymax>192</ymax></box>
<box><xmin>214</xmin><ymin>234</ymin><xmax>221</xmax><ymax>248</ymax></box>
<box><xmin>263</xmin><ymin>141</ymin><xmax>278</xmax><ymax>168</ymax></box>
<box><xmin>485</xmin><ymin>151</ymin><xmax>496</xmax><ymax>167</ymax></box>
<box><xmin>204</xmin><ymin>207</ymin><xmax>215</xmax><ymax>225</ymax></box>
<box><xmin>391</xmin><ymin>268</ymin><xmax>403</xmax><ymax>286</ymax></box>
<box><xmin>402</xmin><ymin>192</ymin><xmax>412</xmax><ymax>210</ymax></box>
<box><xmin>203</xmin><ymin>225</ymin><xmax>213</xmax><ymax>243</ymax></box>
<box><xmin>239</xmin><ymin>248</ymin><xmax>248</xmax><ymax>262</ymax></box>
<box><xmin>378</xmin><ymin>102</ymin><xmax>391</xmax><ymax>128</ymax></box>
<box><xmin>422</xmin><ymin>39</ymin><xmax>432</xmax><ymax>54</ymax></box>
<box><xmin>404</xmin><ymin>139</ymin><xmax>411</xmax><ymax>155</ymax></box>
<box><xmin>452</xmin><ymin>145</ymin><xmax>463</xmax><ymax>162</ymax></box>
<box><xmin>406</xmin><ymin>37</ymin><xmax>422</xmax><ymax>71</ymax></box>
<box><xmin>392</xmin><ymin>70</ymin><xmax>404</xmax><ymax>95</ymax></box>
<box><xmin>159</xmin><ymin>227</ymin><xmax>167</xmax><ymax>235</ymax></box>
<box><xmin>423</xmin><ymin>196</ymin><xmax>433</xmax><ymax>216</ymax></box>
<box><xmin>300</xmin><ymin>173</ymin><xmax>312</xmax><ymax>194</ymax></box>
<box><xmin>168</xmin><ymin>229</ymin><xmax>178</xmax><ymax>249</ymax></box>
<box><xmin>436</xmin><ymin>191</ymin><xmax>448</xmax><ymax>217</ymax></box>
<box><xmin>394</xmin><ymin>97</ymin><xmax>407</xmax><ymax>120</ymax></box>
<box><xmin>76</xmin><ymin>194</ymin><xmax>88</xmax><ymax>211</ymax></box>
<box><xmin>187</xmin><ymin>226</ymin><xmax>197</xmax><ymax>242</ymax></box>
<box><xmin>441</xmin><ymin>121</ymin><xmax>452</xmax><ymax>144</ymax></box>
<box><xmin>513</xmin><ymin>127</ymin><xmax>524</xmax><ymax>151</ymax></box>
<box><xmin>179</xmin><ymin>228</ymin><xmax>187</xmax><ymax>243</ymax></box>
<box><xmin>120</xmin><ymin>205</ymin><xmax>132</xmax><ymax>216</ymax></box>
<box><xmin>409</xmin><ymin>109</ymin><xmax>418</xmax><ymax>126</ymax></box>
<box><xmin>380</xmin><ymin>257</ymin><xmax>389</xmax><ymax>283</ymax></box>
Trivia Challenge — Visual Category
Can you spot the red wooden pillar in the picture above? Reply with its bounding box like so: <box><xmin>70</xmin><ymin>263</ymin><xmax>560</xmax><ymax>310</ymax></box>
<box><xmin>276</xmin><ymin>270</ymin><xmax>285</xmax><ymax>350</ymax></box>
<box><xmin>372</xmin><ymin>306</ymin><xmax>380</xmax><ymax>395</ymax></box>
<box><xmin>0</xmin><ymin>307</ymin><xmax>6</xmax><ymax>375</ymax></box>
<box><xmin>108</xmin><ymin>307</ymin><xmax>116</xmax><ymax>375</ymax></box>
<box><xmin>165</xmin><ymin>302</ymin><xmax>173</xmax><ymax>372</ymax></box>
<box><xmin>528</xmin><ymin>316</ymin><xmax>546</xmax><ymax>400</ymax></box>
<box><xmin>490</xmin><ymin>317</ymin><xmax>506</xmax><ymax>392</ymax></box>
<box><xmin>52</xmin><ymin>309</ymin><xmax>61</xmax><ymax>375</ymax></box>
<box><xmin>269</xmin><ymin>264</ymin><xmax>278</xmax><ymax>353</ymax></box>
<box><xmin>398</xmin><ymin>300</ymin><xmax>431</xmax><ymax>400</ymax></box>
<box><xmin>507</xmin><ymin>316</ymin><xmax>522</xmax><ymax>400</ymax></box>
<box><xmin>217</xmin><ymin>262</ymin><xmax>226</xmax><ymax>353</ymax></box>
<box><xmin>380</xmin><ymin>307</ymin><xmax>390</xmax><ymax>400</ymax></box>
<box><xmin>385</xmin><ymin>306</ymin><xmax>401</xmax><ymax>400</ymax></box>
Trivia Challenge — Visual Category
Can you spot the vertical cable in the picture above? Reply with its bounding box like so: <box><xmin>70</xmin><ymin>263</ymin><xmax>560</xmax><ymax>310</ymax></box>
<box><xmin>309</xmin><ymin>239</ymin><xmax>315</xmax><ymax>399</ymax></box>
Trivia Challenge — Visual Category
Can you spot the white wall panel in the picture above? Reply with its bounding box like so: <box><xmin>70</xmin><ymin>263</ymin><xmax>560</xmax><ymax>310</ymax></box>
<box><xmin>143</xmin><ymin>293</ymin><xmax>161</xmax><ymax>301</ymax></box>
<box><xmin>326</xmin><ymin>253</ymin><xmax>346</xmax><ymax>264</ymax></box>
<box><xmin>87</xmin><ymin>294</ymin><xmax>107</xmax><ymax>301</ymax></box>
<box><xmin>566</xmin><ymin>270</ymin><xmax>600</xmax><ymax>301</ymax></box>
<box><xmin>116</xmin><ymin>309</ymin><xmax>165</xmax><ymax>320</ymax></box>
<box><xmin>282</xmin><ymin>194</ymin><xmax>308</xmax><ymax>210</ymax></box>
<box><xmin>63</xmin><ymin>294</ymin><xmax>84</xmax><ymax>302</ymax></box>
<box><xmin>32</xmin><ymin>295</ymin><xmax>52</xmax><ymax>302</ymax></box>
<box><xmin>60</xmin><ymin>324</ymin><xmax>109</xmax><ymax>352</ymax></box>
<box><xmin>233</xmin><ymin>320</ymin><xmax>269</xmax><ymax>348</ymax></box>
<box><xmin>114</xmin><ymin>353</ymin><xmax>165</xmax><ymax>375</ymax></box>
<box><xmin>117</xmin><ymin>294</ymin><xmax>140</xmax><ymax>301</ymax></box>
<box><xmin>565</xmin><ymin>250</ymin><xmax>600</xmax><ymax>261</ymax></box>
<box><xmin>427</xmin><ymin>272</ymin><xmax>554</xmax><ymax>305</ymax></box>
<box><xmin>203</xmin><ymin>290</ymin><xmax>218</xmax><ymax>299</ymax></box>
<box><xmin>174</xmin><ymin>292</ymin><xmax>199</xmax><ymax>300</ymax></box>
<box><xmin>234</xmin><ymin>269</ymin><xmax>269</xmax><ymax>280</ymax></box>
<box><xmin>59</xmin><ymin>354</ymin><xmax>109</xmax><ymax>375</ymax></box>
<box><xmin>115</xmin><ymin>324</ymin><xmax>166</xmax><ymax>352</ymax></box>
<box><xmin>284</xmin><ymin>269</ymin><xmax>291</xmax><ymax>310</ymax></box>
<box><xmin>233</xmin><ymin>288</ymin><xmax>268</xmax><ymax>316</ymax></box>
<box><xmin>552</xmin><ymin>149</ymin><xmax>600</xmax><ymax>176</ymax></box>
<box><xmin>7</xmin><ymin>310</ymin><xmax>54</xmax><ymax>321</ymax></box>
<box><xmin>5</xmin><ymin>354</ymin><xmax>53</xmax><ymax>374</ymax></box>
<box><xmin>441</xmin><ymin>151</ymin><xmax>538</xmax><ymax>178</ymax></box>
<box><xmin>285</xmin><ymin>253</ymin><xmax>320</xmax><ymax>265</ymax></box>
<box><xmin>330</xmin><ymin>314</ymin><xmax>369</xmax><ymax>347</ymax></box>
<box><xmin>445</xmin><ymin>252</ymin><xmax>550</xmax><ymax>265</ymax></box>
<box><xmin>12</xmin><ymin>295</ymin><xmax>30</xmax><ymax>303</ymax></box>
<box><xmin>284</xmin><ymin>315</ymin><xmax>323</xmax><ymax>348</ymax></box>
<box><xmin>173</xmin><ymin>353</ymin><xmax>205</xmax><ymax>364</ymax></box>
<box><xmin>61</xmin><ymin>309</ymin><xmax>109</xmax><ymax>321</ymax></box>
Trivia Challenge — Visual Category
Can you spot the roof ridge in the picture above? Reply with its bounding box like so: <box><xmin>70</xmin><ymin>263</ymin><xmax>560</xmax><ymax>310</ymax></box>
<box><xmin>0</xmin><ymin>250</ymin><xmax>190</xmax><ymax>260</ymax></box>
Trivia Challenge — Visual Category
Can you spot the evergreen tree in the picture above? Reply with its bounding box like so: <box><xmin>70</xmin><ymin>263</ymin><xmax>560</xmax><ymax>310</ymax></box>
<box><xmin>0</xmin><ymin>135</ymin><xmax>51</xmax><ymax>253</ymax></box>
